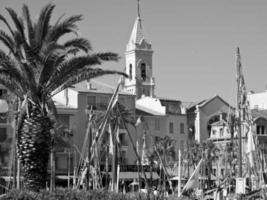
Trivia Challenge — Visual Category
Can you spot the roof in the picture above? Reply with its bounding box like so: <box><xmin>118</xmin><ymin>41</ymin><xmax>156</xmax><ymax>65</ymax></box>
<box><xmin>159</xmin><ymin>97</ymin><xmax>181</xmax><ymax>103</ymax></box>
<box><xmin>71</xmin><ymin>80</ymin><xmax>133</xmax><ymax>96</ymax></box>
<box><xmin>129</xmin><ymin>17</ymin><xmax>145</xmax><ymax>45</ymax></box>
<box><xmin>187</xmin><ymin>95</ymin><xmax>232</xmax><ymax>113</ymax></box>
<box><xmin>136</xmin><ymin>96</ymin><xmax>166</xmax><ymax>116</ymax></box>
<box><xmin>181</xmin><ymin>101</ymin><xmax>197</xmax><ymax>109</ymax></box>
<box><xmin>126</xmin><ymin>16</ymin><xmax>152</xmax><ymax>51</ymax></box>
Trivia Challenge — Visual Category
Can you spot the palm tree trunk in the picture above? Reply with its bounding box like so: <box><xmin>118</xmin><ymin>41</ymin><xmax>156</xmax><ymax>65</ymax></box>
<box><xmin>50</xmin><ymin>148</ymin><xmax>55</xmax><ymax>192</ymax></box>
<box><xmin>17</xmin><ymin>104</ymin><xmax>52</xmax><ymax>191</ymax></box>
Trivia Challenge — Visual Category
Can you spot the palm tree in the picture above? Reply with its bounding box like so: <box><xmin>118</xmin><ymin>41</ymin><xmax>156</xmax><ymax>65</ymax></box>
<box><xmin>0</xmin><ymin>4</ymin><xmax>125</xmax><ymax>191</ymax></box>
<box><xmin>150</xmin><ymin>136</ymin><xmax>176</xmax><ymax>196</ymax></box>
<box><xmin>202</xmin><ymin>141</ymin><xmax>220</xmax><ymax>189</ymax></box>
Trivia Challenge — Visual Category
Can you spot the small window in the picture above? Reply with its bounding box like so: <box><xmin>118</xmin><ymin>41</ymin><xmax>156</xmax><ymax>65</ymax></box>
<box><xmin>141</xmin><ymin>63</ymin><xmax>146</xmax><ymax>81</ymax></box>
<box><xmin>221</xmin><ymin>169</ymin><xmax>225</xmax><ymax>176</ymax></box>
<box><xmin>99</xmin><ymin>95</ymin><xmax>109</xmax><ymax>109</ymax></box>
<box><xmin>119</xmin><ymin>97</ymin><xmax>125</xmax><ymax>105</ymax></box>
<box><xmin>0</xmin><ymin>114</ymin><xmax>7</xmax><ymax>123</ymax></box>
<box><xmin>0</xmin><ymin>89</ymin><xmax>7</xmax><ymax>98</ymax></box>
<box><xmin>169</xmin><ymin>122</ymin><xmax>174</xmax><ymax>134</ymax></box>
<box><xmin>154</xmin><ymin>136</ymin><xmax>160</xmax><ymax>143</ymax></box>
<box><xmin>212</xmin><ymin>168</ymin><xmax>216</xmax><ymax>176</ymax></box>
<box><xmin>129</xmin><ymin>64</ymin><xmax>132</xmax><ymax>80</ymax></box>
<box><xmin>55</xmin><ymin>155</ymin><xmax>68</xmax><ymax>170</ymax></box>
<box><xmin>119</xmin><ymin>133</ymin><xmax>127</xmax><ymax>146</ymax></box>
<box><xmin>57</xmin><ymin>114</ymin><xmax>70</xmax><ymax>128</ymax></box>
<box><xmin>180</xmin><ymin>123</ymin><xmax>184</xmax><ymax>134</ymax></box>
<box><xmin>154</xmin><ymin>119</ymin><xmax>160</xmax><ymax>130</ymax></box>
<box><xmin>87</xmin><ymin>95</ymin><xmax>96</xmax><ymax>109</ymax></box>
<box><xmin>0</xmin><ymin>128</ymin><xmax>7</xmax><ymax>142</ymax></box>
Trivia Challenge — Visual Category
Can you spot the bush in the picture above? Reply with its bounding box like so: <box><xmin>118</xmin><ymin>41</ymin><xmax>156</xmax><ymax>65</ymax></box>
<box><xmin>0</xmin><ymin>189</ymin><xmax>142</xmax><ymax>200</ymax></box>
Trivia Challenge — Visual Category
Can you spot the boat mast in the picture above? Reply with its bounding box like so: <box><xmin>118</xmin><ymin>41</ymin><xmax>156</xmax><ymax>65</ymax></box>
<box><xmin>236</xmin><ymin>47</ymin><xmax>242</xmax><ymax>177</ymax></box>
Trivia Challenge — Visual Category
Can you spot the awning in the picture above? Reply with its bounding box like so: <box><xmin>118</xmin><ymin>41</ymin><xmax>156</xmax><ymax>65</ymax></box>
<box><xmin>0</xmin><ymin>99</ymin><xmax>8</xmax><ymax>113</ymax></box>
<box><xmin>170</xmin><ymin>176</ymin><xmax>186</xmax><ymax>181</ymax></box>
<box><xmin>56</xmin><ymin>175</ymin><xmax>74</xmax><ymax>180</ymax></box>
<box><xmin>114</xmin><ymin>172</ymin><xmax>159</xmax><ymax>180</ymax></box>
<box><xmin>1</xmin><ymin>176</ymin><xmax>24</xmax><ymax>181</ymax></box>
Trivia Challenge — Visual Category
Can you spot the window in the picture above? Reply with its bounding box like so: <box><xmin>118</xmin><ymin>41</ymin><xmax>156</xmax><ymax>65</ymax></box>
<box><xmin>221</xmin><ymin>169</ymin><xmax>225</xmax><ymax>176</ymax></box>
<box><xmin>141</xmin><ymin>63</ymin><xmax>146</xmax><ymax>81</ymax></box>
<box><xmin>99</xmin><ymin>95</ymin><xmax>109</xmax><ymax>109</ymax></box>
<box><xmin>0</xmin><ymin>128</ymin><xmax>7</xmax><ymax>142</ymax></box>
<box><xmin>180</xmin><ymin>123</ymin><xmax>184</xmax><ymax>134</ymax></box>
<box><xmin>55</xmin><ymin>155</ymin><xmax>68</xmax><ymax>170</ymax></box>
<box><xmin>169</xmin><ymin>122</ymin><xmax>174</xmax><ymax>134</ymax></box>
<box><xmin>119</xmin><ymin>97</ymin><xmax>125</xmax><ymax>105</ymax></box>
<box><xmin>0</xmin><ymin>114</ymin><xmax>7</xmax><ymax>123</ymax></box>
<box><xmin>119</xmin><ymin>133</ymin><xmax>127</xmax><ymax>146</ymax></box>
<box><xmin>257</xmin><ymin>125</ymin><xmax>265</xmax><ymax>135</ymax></box>
<box><xmin>0</xmin><ymin>89</ymin><xmax>7</xmax><ymax>98</ymax></box>
<box><xmin>212</xmin><ymin>168</ymin><xmax>216</xmax><ymax>176</ymax></box>
<box><xmin>212</xmin><ymin>130</ymin><xmax>216</xmax><ymax>136</ymax></box>
<box><xmin>129</xmin><ymin>64</ymin><xmax>132</xmax><ymax>80</ymax></box>
<box><xmin>87</xmin><ymin>95</ymin><xmax>96</xmax><ymax>109</ymax></box>
<box><xmin>119</xmin><ymin>151</ymin><xmax>127</xmax><ymax>164</ymax></box>
<box><xmin>58</xmin><ymin>114</ymin><xmax>70</xmax><ymax>128</ymax></box>
<box><xmin>154</xmin><ymin>119</ymin><xmax>160</xmax><ymax>130</ymax></box>
<box><xmin>154</xmin><ymin>136</ymin><xmax>160</xmax><ymax>143</ymax></box>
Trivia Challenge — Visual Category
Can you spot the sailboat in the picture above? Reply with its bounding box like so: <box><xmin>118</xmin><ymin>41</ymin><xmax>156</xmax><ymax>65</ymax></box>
<box><xmin>179</xmin><ymin>48</ymin><xmax>267</xmax><ymax>200</ymax></box>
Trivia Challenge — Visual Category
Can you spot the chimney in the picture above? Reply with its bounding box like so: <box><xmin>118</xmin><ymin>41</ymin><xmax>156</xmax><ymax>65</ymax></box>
<box><xmin>86</xmin><ymin>80</ymin><xmax>91</xmax><ymax>89</ymax></box>
<box><xmin>219</xmin><ymin>112</ymin><xmax>223</xmax><ymax>121</ymax></box>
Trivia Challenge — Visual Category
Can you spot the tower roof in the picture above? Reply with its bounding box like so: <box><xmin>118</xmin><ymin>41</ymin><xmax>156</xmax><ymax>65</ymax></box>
<box><xmin>126</xmin><ymin>17</ymin><xmax>152</xmax><ymax>51</ymax></box>
<box><xmin>129</xmin><ymin>16</ymin><xmax>144</xmax><ymax>45</ymax></box>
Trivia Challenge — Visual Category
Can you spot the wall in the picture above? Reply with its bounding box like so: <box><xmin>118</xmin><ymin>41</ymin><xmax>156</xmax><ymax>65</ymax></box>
<box><xmin>195</xmin><ymin>97</ymin><xmax>232</xmax><ymax>142</ymax></box>
<box><xmin>136</xmin><ymin>113</ymin><xmax>188</xmax><ymax>164</ymax></box>
<box><xmin>248</xmin><ymin>91</ymin><xmax>267</xmax><ymax>110</ymax></box>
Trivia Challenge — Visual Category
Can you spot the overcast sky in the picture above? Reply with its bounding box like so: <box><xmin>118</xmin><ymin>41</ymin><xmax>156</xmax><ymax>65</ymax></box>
<box><xmin>1</xmin><ymin>0</ymin><xmax>267</xmax><ymax>105</ymax></box>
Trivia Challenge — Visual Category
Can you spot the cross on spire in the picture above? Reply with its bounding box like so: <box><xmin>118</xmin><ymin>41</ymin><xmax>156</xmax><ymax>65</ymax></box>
<box><xmin>137</xmin><ymin>0</ymin><xmax>140</xmax><ymax>18</ymax></box>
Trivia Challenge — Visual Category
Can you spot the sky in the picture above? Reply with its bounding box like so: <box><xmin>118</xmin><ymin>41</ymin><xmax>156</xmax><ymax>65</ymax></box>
<box><xmin>1</xmin><ymin>0</ymin><xmax>267</xmax><ymax>105</ymax></box>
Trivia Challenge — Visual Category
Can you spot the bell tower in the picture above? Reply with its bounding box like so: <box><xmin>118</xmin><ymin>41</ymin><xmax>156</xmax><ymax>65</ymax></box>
<box><xmin>122</xmin><ymin>0</ymin><xmax>155</xmax><ymax>99</ymax></box>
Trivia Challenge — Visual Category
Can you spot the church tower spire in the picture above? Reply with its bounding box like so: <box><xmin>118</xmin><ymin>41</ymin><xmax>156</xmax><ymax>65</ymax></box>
<box><xmin>122</xmin><ymin>0</ymin><xmax>155</xmax><ymax>99</ymax></box>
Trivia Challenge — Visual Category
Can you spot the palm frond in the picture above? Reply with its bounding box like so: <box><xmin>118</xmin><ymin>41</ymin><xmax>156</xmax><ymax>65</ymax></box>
<box><xmin>22</xmin><ymin>4</ymin><xmax>35</xmax><ymax>46</ymax></box>
<box><xmin>46</xmin><ymin>15</ymin><xmax>83</xmax><ymax>42</ymax></box>
<box><xmin>94</xmin><ymin>52</ymin><xmax>120</xmax><ymax>62</ymax></box>
<box><xmin>40</xmin><ymin>42</ymin><xmax>64</xmax><ymax>56</ymax></box>
<box><xmin>0</xmin><ymin>73</ymin><xmax>24</xmax><ymax>97</ymax></box>
<box><xmin>0</xmin><ymin>14</ymin><xmax>15</xmax><ymax>36</ymax></box>
<box><xmin>35</xmin><ymin>4</ymin><xmax>55</xmax><ymax>47</ymax></box>
<box><xmin>38</xmin><ymin>52</ymin><xmax>66</xmax><ymax>86</ymax></box>
<box><xmin>50</xmin><ymin>69</ymin><xmax>126</xmax><ymax>96</ymax></box>
<box><xmin>0</xmin><ymin>30</ymin><xmax>16</xmax><ymax>55</ymax></box>
<box><xmin>0</xmin><ymin>50</ymin><xmax>24</xmax><ymax>79</ymax></box>
<box><xmin>49</xmin><ymin>53</ymin><xmax>119</xmax><ymax>84</ymax></box>
<box><xmin>6</xmin><ymin>7</ymin><xmax>25</xmax><ymax>41</ymax></box>
<box><xmin>63</xmin><ymin>38</ymin><xmax>92</xmax><ymax>53</ymax></box>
